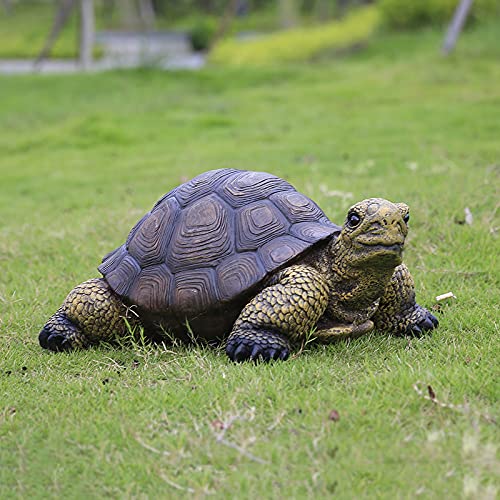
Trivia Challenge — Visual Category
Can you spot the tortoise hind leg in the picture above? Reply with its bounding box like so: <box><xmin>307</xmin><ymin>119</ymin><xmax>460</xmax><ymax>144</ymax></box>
<box><xmin>39</xmin><ymin>278</ymin><xmax>132</xmax><ymax>352</ymax></box>
<box><xmin>226</xmin><ymin>265</ymin><xmax>329</xmax><ymax>362</ymax></box>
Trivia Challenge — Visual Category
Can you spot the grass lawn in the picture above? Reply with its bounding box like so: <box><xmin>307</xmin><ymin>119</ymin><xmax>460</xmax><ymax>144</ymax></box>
<box><xmin>1</xmin><ymin>22</ymin><xmax>499</xmax><ymax>498</ymax></box>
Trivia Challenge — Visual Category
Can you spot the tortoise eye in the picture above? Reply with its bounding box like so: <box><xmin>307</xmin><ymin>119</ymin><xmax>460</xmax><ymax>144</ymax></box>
<box><xmin>347</xmin><ymin>212</ymin><xmax>361</xmax><ymax>228</ymax></box>
<box><xmin>403</xmin><ymin>213</ymin><xmax>410</xmax><ymax>224</ymax></box>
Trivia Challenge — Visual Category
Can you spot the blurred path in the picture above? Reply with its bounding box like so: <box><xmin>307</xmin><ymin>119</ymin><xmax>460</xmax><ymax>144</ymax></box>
<box><xmin>0</xmin><ymin>31</ymin><xmax>206</xmax><ymax>74</ymax></box>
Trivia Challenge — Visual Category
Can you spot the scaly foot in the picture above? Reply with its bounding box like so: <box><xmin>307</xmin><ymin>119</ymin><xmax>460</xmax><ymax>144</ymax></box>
<box><xmin>226</xmin><ymin>328</ymin><xmax>291</xmax><ymax>362</ymax></box>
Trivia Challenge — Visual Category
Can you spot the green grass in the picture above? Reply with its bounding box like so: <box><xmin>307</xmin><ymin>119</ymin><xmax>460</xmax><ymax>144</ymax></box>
<box><xmin>1</xmin><ymin>22</ymin><xmax>499</xmax><ymax>498</ymax></box>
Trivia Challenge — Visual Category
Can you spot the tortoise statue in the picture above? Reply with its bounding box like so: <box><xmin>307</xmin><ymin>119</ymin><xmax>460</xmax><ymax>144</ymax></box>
<box><xmin>39</xmin><ymin>169</ymin><xmax>438</xmax><ymax>361</ymax></box>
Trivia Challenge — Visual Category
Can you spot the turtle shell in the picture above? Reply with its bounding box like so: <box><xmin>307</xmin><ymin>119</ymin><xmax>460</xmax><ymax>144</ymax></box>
<box><xmin>98</xmin><ymin>169</ymin><xmax>340</xmax><ymax>332</ymax></box>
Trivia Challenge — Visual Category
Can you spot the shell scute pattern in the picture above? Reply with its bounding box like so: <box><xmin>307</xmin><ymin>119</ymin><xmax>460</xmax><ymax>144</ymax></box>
<box><xmin>98</xmin><ymin>245</ymin><xmax>127</xmax><ymax>276</ymax></box>
<box><xmin>126</xmin><ymin>213</ymin><xmax>150</xmax><ymax>248</ymax></box>
<box><xmin>99</xmin><ymin>169</ymin><xmax>338</xmax><ymax>315</ymax></box>
<box><xmin>174</xmin><ymin>168</ymin><xmax>240</xmax><ymax>207</ymax></box>
<box><xmin>216</xmin><ymin>252</ymin><xmax>267</xmax><ymax>301</ymax></box>
<box><xmin>173</xmin><ymin>267</ymin><xmax>219</xmax><ymax>313</ymax></box>
<box><xmin>235</xmin><ymin>200</ymin><xmax>289</xmax><ymax>252</ymax></box>
<box><xmin>290</xmin><ymin>221</ymin><xmax>339</xmax><ymax>242</ymax></box>
<box><xmin>128</xmin><ymin>263</ymin><xmax>174</xmax><ymax>312</ymax></box>
<box><xmin>218</xmin><ymin>170</ymin><xmax>294</xmax><ymax>207</ymax></box>
<box><xmin>167</xmin><ymin>194</ymin><xmax>234</xmax><ymax>272</ymax></box>
<box><xmin>128</xmin><ymin>196</ymin><xmax>180</xmax><ymax>268</ymax></box>
<box><xmin>269</xmin><ymin>191</ymin><xmax>324</xmax><ymax>223</ymax></box>
<box><xmin>105</xmin><ymin>254</ymin><xmax>142</xmax><ymax>296</ymax></box>
<box><xmin>258</xmin><ymin>235</ymin><xmax>312</xmax><ymax>272</ymax></box>
<box><xmin>319</xmin><ymin>215</ymin><xmax>338</xmax><ymax>227</ymax></box>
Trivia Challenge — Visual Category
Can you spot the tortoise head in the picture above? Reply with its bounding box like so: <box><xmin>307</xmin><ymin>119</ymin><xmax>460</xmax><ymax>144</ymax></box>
<box><xmin>338</xmin><ymin>198</ymin><xmax>410</xmax><ymax>267</ymax></box>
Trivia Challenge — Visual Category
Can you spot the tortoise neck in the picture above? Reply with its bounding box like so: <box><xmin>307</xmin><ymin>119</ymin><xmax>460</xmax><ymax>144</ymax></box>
<box><xmin>315</xmin><ymin>237</ymin><xmax>396</xmax><ymax>323</ymax></box>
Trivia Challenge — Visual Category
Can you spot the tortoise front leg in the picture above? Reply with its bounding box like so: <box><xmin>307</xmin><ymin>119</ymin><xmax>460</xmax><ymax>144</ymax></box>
<box><xmin>226</xmin><ymin>265</ymin><xmax>329</xmax><ymax>362</ymax></box>
<box><xmin>373</xmin><ymin>264</ymin><xmax>439</xmax><ymax>336</ymax></box>
<box><xmin>39</xmin><ymin>278</ymin><xmax>132</xmax><ymax>351</ymax></box>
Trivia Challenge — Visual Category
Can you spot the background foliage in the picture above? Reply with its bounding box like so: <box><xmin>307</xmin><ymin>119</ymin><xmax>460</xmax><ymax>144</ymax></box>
<box><xmin>210</xmin><ymin>5</ymin><xmax>379</xmax><ymax>65</ymax></box>
<box><xmin>1</xmin><ymin>0</ymin><xmax>500</xmax><ymax>59</ymax></box>
<box><xmin>379</xmin><ymin>0</ymin><xmax>500</xmax><ymax>30</ymax></box>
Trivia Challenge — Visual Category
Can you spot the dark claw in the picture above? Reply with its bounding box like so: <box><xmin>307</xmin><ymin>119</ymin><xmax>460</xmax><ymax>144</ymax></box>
<box><xmin>40</xmin><ymin>326</ymin><xmax>72</xmax><ymax>352</ymax></box>
<box><xmin>266</xmin><ymin>348</ymin><xmax>277</xmax><ymax>361</ymax></box>
<box><xmin>403</xmin><ymin>308</ymin><xmax>439</xmax><ymax>338</ymax></box>
<box><xmin>421</xmin><ymin>317</ymin><xmax>435</xmax><ymax>331</ymax></box>
<box><xmin>47</xmin><ymin>334</ymin><xmax>72</xmax><ymax>352</ymax></box>
<box><xmin>417</xmin><ymin>311</ymin><xmax>439</xmax><ymax>332</ymax></box>
<box><xmin>408</xmin><ymin>324</ymin><xmax>423</xmax><ymax>337</ymax></box>
<box><xmin>250</xmin><ymin>345</ymin><xmax>261</xmax><ymax>361</ymax></box>
<box><xmin>263</xmin><ymin>346</ymin><xmax>289</xmax><ymax>362</ymax></box>
<box><xmin>225</xmin><ymin>339</ymin><xmax>238</xmax><ymax>360</ymax></box>
<box><xmin>226</xmin><ymin>341</ymin><xmax>289</xmax><ymax>363</ymax></box>
<box><xmin>233</xmin><ymin>343</ymin><xmax>250</xmax><ymax>362</ymax></box>
<box><xmin>412</xmin><ymin>325</ymin><xmax>422</xmax><ymax>336</ymax></box>
<box><xmin>226</xmin><ymin>330</ymin><xmax>291</xmax><ymax>363</ymax></box>
<box><xmin>38</xmin><ymin>327</ymin><xmax>51</xmax><ymax>349</ymax></box>
<box><xmin>279</xmin><ymin>349</ymin><xmax>290</xmax><ymax>361</ymax></box>
<box><xmin>429</xmin><ymin>313</ymin><xmax>439</xmax><ymax>328</ymax></box>
<box><xmin>39</xmin><ymin>314</ymin><xmax>79</xmax><ymax>352</ymax></box>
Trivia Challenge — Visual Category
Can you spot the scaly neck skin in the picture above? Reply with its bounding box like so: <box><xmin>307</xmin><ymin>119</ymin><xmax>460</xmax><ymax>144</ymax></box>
<box><xmin>313</xmin><ymin>237</ymin><xmax>399</xmax><ymax>324</ymax></box>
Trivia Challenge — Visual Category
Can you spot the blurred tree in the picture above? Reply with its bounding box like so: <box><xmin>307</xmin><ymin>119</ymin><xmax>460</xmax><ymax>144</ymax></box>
<box><xmin>336</xmin><ymin>0</ymin><xmax>350</xmax><ymax>16</ymax></box>
<box><xmin>119</xmin><ymin>0</ymin><xmax>137</xmax><ymax>28</ymax></box>
<box><xmin>279</xmin><ymin>0</ymin><xmax>298</xmax><ymax>28</ymax></box>
<box><xmin>36</xmin><ymin>0</ymin><xmax>95</xmax><ymax>70</ymax></box>
<box><xmin>80</xmin><ymin>0</ymin><xmax>94</xmax><ymax>68</ymax></box>
<box><xmin>102</xmin><ymin>0</ymin><xmax>115</xmax><ymax>24</ymax></box>
<box><xmin>215</xmin><ymin>0</ymin><xmax>239</xmax><ymax>41</ymax></box>
<box><xmin>299</xmin><ymin>0</ymin><xmax>374</xmax><ymax>23</ymax></box>
<box><xmin>36</xmin><ymin>0</ymin><xmax>77</xmax><ymax>63</ymax></box>
<box><xmin>236</xmin><ymin>0</ymin><xmax>249</xmax><ymax>16</ymax></box>
<box><xmin>336</xmin><ymin>0</ymin><xmax>374</xmax><ymax>18</ymax></box>
<box><xmin>442</xmin><ymin>0</ymin><xmax>473</xmax><ymax>55</ymax></box>
<box><xmin>315</xmin><ymin>0</ymin><xmax>333</xmax><ymax>21</ymax></box>
<box><xmin>138</xmin><ymin>0</ymin><xmax>156</xmax><ymax>28</ymax></box>
<box><xmin>1</xmin><ymin>0</ymin><xmax>12</xmax><ymax>15</ymax></box>
<box><xmin>102</xmin><ymin>0</ymin><xmax>156</xmax><ymax>29</ymax></box>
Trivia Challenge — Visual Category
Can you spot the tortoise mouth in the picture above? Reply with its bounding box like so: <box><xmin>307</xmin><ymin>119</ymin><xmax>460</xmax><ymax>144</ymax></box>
<box><xmin>357</xmin><ymin>241</ymin><xmax>404</xmax><ymax>255</ymax></box>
